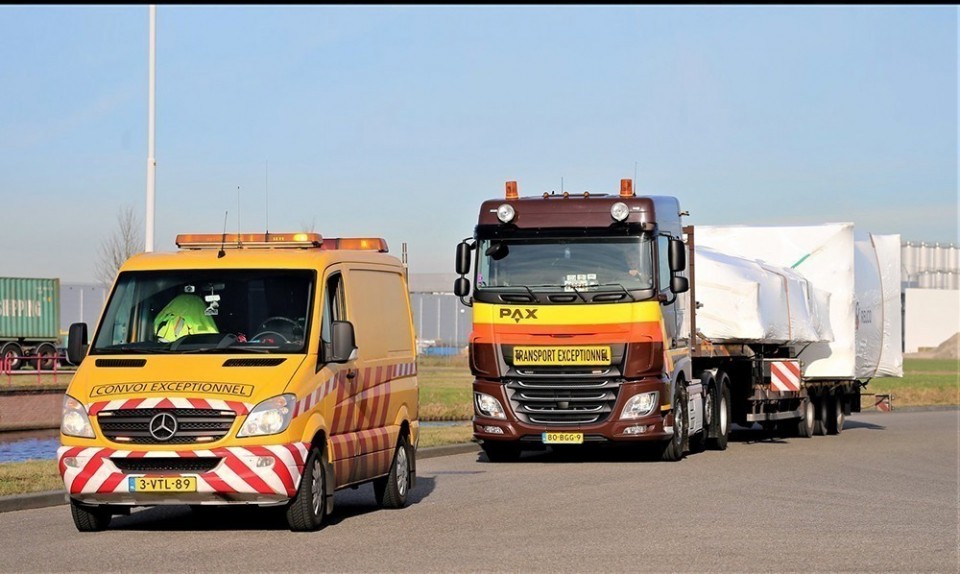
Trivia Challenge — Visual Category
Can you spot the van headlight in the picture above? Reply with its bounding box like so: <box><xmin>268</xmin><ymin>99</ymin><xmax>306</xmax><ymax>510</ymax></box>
<box><xmin>61</xmin><ymin>395</ymin><xmax>95</xmax><ymax>438</ymax></box>
<box><xmin>238</xmin><ymin>394</ymin><xmax>297</xmax><ymax>437</ymax></box>
<box><xmin>475</xmin><ymin>392</ymin><xmax>507</xmax><ymax>419</ymax></box>
<box><xmin>621</xmin><ymin>391</ymin><xmax>658</xmax><ymax>419</ymax></box>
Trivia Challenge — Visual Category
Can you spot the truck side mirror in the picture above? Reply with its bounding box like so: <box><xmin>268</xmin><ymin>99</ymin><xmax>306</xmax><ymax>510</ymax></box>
<box><xmin>67</xmin><ymin>322</ymin><xmax>88</xmax><ymax>365</ymax></box>
<box><xmin>670</xmin><ymin>276</ymin><xmax>689</xmax><ymax>294</ymax></box>
<box><xmin>329</xmin><ymin>321</ymin><xmax>357</xmax><ymax>363</ymax></box>
<box><xmin>669</xmin><ymin>238</ymin><xmax>686</xmax><ymax>272</ymax></box>
<box><xmin>454</xmin><ymin>277</ymin><xmax>471</xmax><ymax>297</ymax></box>
<box><xmin>455</xmin><ymin>241</ymin><xmax>472</xmax><ymax>275</ymax></box>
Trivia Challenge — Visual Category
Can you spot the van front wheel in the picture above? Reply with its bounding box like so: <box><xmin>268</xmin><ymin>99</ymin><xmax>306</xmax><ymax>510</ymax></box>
<box><xmin>70</xmin><ymin>500</ymin><xmax>111</xmax><ymax>532</ymax></box>
<box><xmin>375</xmin><ymin>434</ymin><xmax>412</xmax><ymax>509</ymax></box>
<box><xmin>285</xmin><ymin>447</ymin><xmax>327</xmax><ymax>531</ymax></box>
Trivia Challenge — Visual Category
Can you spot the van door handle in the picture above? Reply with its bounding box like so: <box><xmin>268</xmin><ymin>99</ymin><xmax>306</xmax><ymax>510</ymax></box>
<box><xmin>346</xmin><ymin>369</ymin><xmax>357</xmax><ymax>380</ymax></box>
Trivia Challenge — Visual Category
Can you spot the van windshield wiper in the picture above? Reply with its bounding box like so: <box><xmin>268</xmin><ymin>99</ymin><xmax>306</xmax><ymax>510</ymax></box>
<box><xmin>94</xmin><ymin>343</ymin><xmax>173</xmax><ymax>354</ymax></box>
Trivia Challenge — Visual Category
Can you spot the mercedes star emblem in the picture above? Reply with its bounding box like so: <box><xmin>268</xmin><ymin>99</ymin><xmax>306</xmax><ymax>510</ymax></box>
<box><xmin>149</xmin><ymin>412</ymin><xmax>178</xmax><ymax>441</ymax></box>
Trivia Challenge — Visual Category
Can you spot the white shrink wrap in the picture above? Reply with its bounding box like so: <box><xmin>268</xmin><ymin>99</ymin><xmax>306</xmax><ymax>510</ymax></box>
<box><xmin>696</xmin><ymin>224</ymin><xmax>856</xmax><ymax>379</ymax></box>
<box><xmin>691</xmin><ymin>246</ymin><xmax>831</xmax><ymax>344</ymax></box>
<box><xmin>854</xmin><ymin>233</ymin><xmax>903</xmax><ymax>377</ymax></box>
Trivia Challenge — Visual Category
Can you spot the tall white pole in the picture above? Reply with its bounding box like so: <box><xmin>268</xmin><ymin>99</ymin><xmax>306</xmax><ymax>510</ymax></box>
<box><xmin>145</xmin><ymin>5</ymin><xmax>157</xmax><ymax>252</ymax></box>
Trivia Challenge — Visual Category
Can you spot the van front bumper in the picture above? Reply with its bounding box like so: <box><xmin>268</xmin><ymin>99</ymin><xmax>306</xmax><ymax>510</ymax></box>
<box><xmin>57</xmin><ymin>443</ymin><xmax>309</xmax><ymax>506</ymax></box>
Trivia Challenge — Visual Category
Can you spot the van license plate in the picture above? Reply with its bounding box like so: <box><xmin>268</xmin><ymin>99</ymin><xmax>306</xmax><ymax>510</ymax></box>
<box><xmin>513</xmin><ymin>346</ymin><xmax>611</xmax><ymax>366</ymax></box>
<box><xmin>542</xmin><ymin>432</ymin><xmax>583</xmax><ymax>444</ymax></box>
<box><xmin>128</xmin><ymin>476</ymin><xmax>197</xmax><ymax>493</ymax></box>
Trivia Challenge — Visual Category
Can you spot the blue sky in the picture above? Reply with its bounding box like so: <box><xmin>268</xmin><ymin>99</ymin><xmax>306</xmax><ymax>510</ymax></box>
<box><xmin>1</xmin><ymin>6</ymin><xmax>956</xmax><ymax>282</ymax></box>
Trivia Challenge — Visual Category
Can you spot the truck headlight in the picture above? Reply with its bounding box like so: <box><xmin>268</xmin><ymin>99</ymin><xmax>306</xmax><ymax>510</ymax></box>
<box><xmin>611</xmin><ymin>202</ymin><xmax>630</xmax><ymax>222</ymax></box>
<box><xmin>238</xmin><ymin>394</ymin><xmax>297</xmax><ymax>437</ymax></box>
<box><xmin>496</xmin><ymin>204</ymin><xmax>516</xmax><ymax>223</ymax></box>
<box><xmin>621</xmin><ymin>391</ymin><xmax>658</xmax><ymax>420</ymax></box>
<box><xmin>61</xmin><ymin>395</ymin><xmax>95</xmax><ymax>438</ymax></box>
<box><xmin>475</xmin><ymin>392</ymin><xmax>506</xmax><ymax>419</ymax></box>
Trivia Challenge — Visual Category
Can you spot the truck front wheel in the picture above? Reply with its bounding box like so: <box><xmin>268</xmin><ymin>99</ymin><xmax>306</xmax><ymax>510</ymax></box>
<box><xmin>660</xmin><ymin>385</ymin><xmax>687</xmax><ymax>462</ymax></box>
<box><xmin>707</xmin><ymin>372</ymin><xmax>731</xmax><ymax>451</ymax></box>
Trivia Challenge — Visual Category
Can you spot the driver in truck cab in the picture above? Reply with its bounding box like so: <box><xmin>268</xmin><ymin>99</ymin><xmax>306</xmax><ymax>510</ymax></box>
<box><xmin>59</xmin><ymin>232</ymin><xmax>419</xmax><ymax>532</ymax></box>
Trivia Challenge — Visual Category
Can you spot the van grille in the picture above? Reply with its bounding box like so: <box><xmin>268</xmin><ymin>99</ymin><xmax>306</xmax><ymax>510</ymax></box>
<box><xmin>111</xmin><ymin>457</ymin><xmax>221</xmax><ymax>474</ymax></box>
<box><xmin>98</xmin><ymin>409</ymin><xmax>236</xmax><ymax>445</ymax></box>
<box><xmin>505</xmin><ymin>378</ymin><xmax>622</xmax><ymax>425</ymax></box>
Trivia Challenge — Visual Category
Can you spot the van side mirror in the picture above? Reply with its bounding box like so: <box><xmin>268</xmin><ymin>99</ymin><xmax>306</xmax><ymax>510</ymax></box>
<box><xmin>67</xmin><ymin>322</ymin><xmax>88</xmax><ymax>365</ymax></box>
<box><xmin>455</xmin><ymin>241</ymin><xmax>472</xmax><ymax>275</ymax></box>
<box><xmin>329</xmin><ymin>321</ymin><xmax>357</xmax><ymax>363</ymax></box>
<box><xmin>669</xmin><ymin>238</ymin><xmax>686</xmax><ymax>272</ymax></box>
<box><xmin>454</xmin><ymin>277</ymin><xmax>471</xmax><ymax>297</ymax></box>
<box><xmin>670</xmin><ymin>276</ymin><xmax>689</xmax><ymax>294</ymax></box>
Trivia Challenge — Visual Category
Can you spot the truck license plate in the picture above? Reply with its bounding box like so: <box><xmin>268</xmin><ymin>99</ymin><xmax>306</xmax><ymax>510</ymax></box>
<box><xmin>542</xmin><ymin>432</ymin><xmax>584</xmax><ymax>444</ymax></box>
<box><xmin>513</xmin><ymin>346</ymin><xmax>611</xmax><ymax>366</ymax></box>
<box><xmin>128</xmin><ymin>476</ymin><xmax>197</xmax><ymax>493</ymax></box>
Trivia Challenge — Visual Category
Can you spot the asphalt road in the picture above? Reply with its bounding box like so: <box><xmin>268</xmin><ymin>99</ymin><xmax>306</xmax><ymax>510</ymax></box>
<box><xmin>0</xmin><ymin>410</ymin><xmax>957</xmax><ymax>573</ymax></box>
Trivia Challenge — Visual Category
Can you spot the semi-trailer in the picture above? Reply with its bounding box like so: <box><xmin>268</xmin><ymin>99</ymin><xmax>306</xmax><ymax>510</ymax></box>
<box><xmin>0</xmin><ymin>277</ymin><xmax>61</xmax><ymax>371</ymax></box>
<box><xmin>454</xmin><ymin>179</ymin><xmax>901</xmax><ymax>461</ymax></box>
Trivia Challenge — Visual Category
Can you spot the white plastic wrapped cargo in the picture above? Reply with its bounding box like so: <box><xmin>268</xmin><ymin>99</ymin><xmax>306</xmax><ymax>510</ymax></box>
<box><xmin>696</xmin><ymin>224</ymin><xmax>856</xmax><ymax>379</ymax></box>
<box><xmin>855</xmin><ymin>233</ymin><xmax>903</xmax><ymax>378</ymax></box>
<box><xmin>690</xmin><ymin>246</ymin><xmax>831</xmax><ymax>344</ymax></box>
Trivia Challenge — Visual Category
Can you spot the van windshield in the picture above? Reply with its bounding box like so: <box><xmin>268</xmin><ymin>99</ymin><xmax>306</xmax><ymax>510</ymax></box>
<box><xmin>91</xmin><ymin>270</ymin><xmax>313</xmax><ymax>355</ymax></box>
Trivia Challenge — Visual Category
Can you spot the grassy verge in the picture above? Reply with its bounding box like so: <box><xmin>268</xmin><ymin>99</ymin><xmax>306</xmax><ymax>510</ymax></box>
<box><xmin>419</xmin><ymin>423</ymin><xmax>474</xmax><ymax>448</ymax></box>
<box><xmin>417</xmin><ymin>355</ymin><xmax>473</xmax><ymax>420</ymax></box>
<box><xmin>0</xmin><ymin>460</ymin><xmax>60</xmax><ymax>496</ymax></box>
<box><xmin>862</xmin><ymin>358</ymin><xmax>959</xmax><ymax>408</ymax></box>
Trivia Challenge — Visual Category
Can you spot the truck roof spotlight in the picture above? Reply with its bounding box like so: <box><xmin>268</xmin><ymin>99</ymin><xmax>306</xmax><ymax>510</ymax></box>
<box><xmin>497</xmin><ymin>204</ymin><xmax>516</xmax><ymax>223</ymax></box>
<box><xmin>611</xmin><ymin>202</ymin><xmax>629</xmax><ymax>222</ymax></box>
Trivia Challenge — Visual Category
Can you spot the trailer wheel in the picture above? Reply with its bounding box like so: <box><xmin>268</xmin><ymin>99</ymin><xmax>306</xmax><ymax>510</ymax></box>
<box><xmin>795</xmin><ymin>397</ymin><xmax>814</xmax><ymax>438</ymax></box>
<box><xmin>813</xmin><ymin>395</ymin><xmax>828</xmax><ymax>436</ymax></box>
<box><xmin>660</xmin><ymin>384</ymin><xmax>687</xmax><ymax>462</ymax></box>
<box><xmin>707</xmin><ymin>372</ymin><xmax>731</xmax><ymax>451</ymax></box>
<box><xmin>35</xmin><ymin>343</ymin><xmax>58</xmax><ymax>371</ymax></box>
<box><xmin>374</xmin><ymin>434</ymin><xmax>412</xmax><ymax>509</ymax></box>
<box><xmin>285</xmin><ymin>446</ymin><xmax>327</xmax><ymax>531</ymax></box>
<box><xmin>481</xmin><ymin>441</ymin><xmax>521</xmax><ymax>463</ymax></box>
<box><xmin>70</xmin><ymin>500</ymin><xmax>112</xmax><ymax>532</ymax></box>
<box><xmin>1</xmin><ymin>342</ymin><xmax>23</xmax><ymax>371</ymax></box>
<box><xmin>828</xmin><ymin>394</ymin><xmax>845</xmax><ymax>435</ymax></box>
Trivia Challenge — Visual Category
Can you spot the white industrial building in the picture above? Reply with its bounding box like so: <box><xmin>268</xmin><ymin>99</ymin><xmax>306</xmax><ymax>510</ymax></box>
<box><xmin>900</xmin><ymin>242</ymin><xmax>959</xmax><ymax>353</ymax></box>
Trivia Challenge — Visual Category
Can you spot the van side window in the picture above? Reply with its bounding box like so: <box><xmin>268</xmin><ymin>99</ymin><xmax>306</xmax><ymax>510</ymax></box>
<box><xmin>320</xmin><ymin>273</ymin><xmax>346</xmax><ymax>361</ymax></box>
<box><xmin>658</xmin><ymin>235</ymin><xmax>672</xmax><ymax>293</ymax></box>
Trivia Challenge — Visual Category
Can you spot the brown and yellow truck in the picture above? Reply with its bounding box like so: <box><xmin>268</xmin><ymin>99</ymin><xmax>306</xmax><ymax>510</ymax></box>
<box><xmin>455</xmin><ymin>180</ymin><xmax>890</xmax><ymax>462</ymax></box>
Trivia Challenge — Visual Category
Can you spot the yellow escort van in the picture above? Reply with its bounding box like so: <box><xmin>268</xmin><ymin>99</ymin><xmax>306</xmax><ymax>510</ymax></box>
<box><xmin>59</xmin><ymin>232</ymin><xmax>419</xmax><ymax>532</ymax></box>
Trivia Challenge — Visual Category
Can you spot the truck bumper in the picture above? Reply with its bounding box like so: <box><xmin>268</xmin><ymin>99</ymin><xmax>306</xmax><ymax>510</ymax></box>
<box><xmin>57</xmin><ymin>443</ymin><xmax>309</xmax><ymax>506</ymax></box>
<box><xmin>472</xmin><ymin>379</ymin><xmax>673</xmax><ymax>446</ymax></box>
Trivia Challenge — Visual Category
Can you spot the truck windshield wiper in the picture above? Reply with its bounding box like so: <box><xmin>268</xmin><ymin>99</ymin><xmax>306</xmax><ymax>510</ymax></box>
<box><xmin>595</xmin><ymin>283</ymin><xmax>637</xmax><ymax>301</ymax></box>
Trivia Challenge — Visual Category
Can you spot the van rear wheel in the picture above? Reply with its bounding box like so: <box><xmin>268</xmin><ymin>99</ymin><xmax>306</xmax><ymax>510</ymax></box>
<box><xmin>285</xmin><ymin>447</ymin><xmax>327</xmax><ymax>531</ymax></box>
<box><xmin>375</xmin><ymin>434</ymin><xmax>412</xmax><ymax>508</ymax></box>
<box><xmin>70</xmin><ymin>499</ymin><xmax>112</xmax><ymax>532</ymax></box>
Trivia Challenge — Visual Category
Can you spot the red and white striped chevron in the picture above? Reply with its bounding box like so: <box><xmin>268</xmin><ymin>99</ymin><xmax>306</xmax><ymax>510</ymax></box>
<box><xmin>87</xmin><ymin>397</ymin><xmax>254</xmax><ymax>416</ymax></box>
<box><xmin>57</xmin><ymin>443</ymin><xmax>309</xmax><ymax>499</ymax></box>
<box><xmin>769</xmin><ymin>360</ymin><xmax>802</xmax><ymax>392</ymax></box>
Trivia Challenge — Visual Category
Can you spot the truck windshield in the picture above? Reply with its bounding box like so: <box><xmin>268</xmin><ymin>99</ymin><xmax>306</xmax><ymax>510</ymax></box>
<box><xmin>476</xmin><ymin>236</ymin><xmax>654</xmax><ymax>293</ymax></box>
<box><xmin>91</xmin><ymin>269</ymin><xmax>313</xmax><ymax>355</ymax></box>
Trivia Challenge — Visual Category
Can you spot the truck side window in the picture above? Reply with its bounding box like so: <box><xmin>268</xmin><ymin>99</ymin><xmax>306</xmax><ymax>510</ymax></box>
<box><xmin>658</xmin><ymin>235</ymin><xmax>672</xmax><ymax>293</ymax></box>
<box><xmin>320</xmin><ymin>273</ymin><xmax>345</xmax><ymax>361</ymax></box>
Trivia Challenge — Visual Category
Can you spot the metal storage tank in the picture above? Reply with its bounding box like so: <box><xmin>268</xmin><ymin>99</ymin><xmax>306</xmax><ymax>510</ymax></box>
<box><xmin>947</xmin><ymin>272</ymin><xmax>960</xmax><ymax>290</ymax></box>
<box><xmin>933</xmin><ymin>243</ymin><xmax>946</xmax><ymax>271</ymax></box>
<box><xmin>918</xmin><ymin>271</ymin><xmax>934</xmax><ymax>289</ymax></box>
<box><xmin>949</xmin><ymin>244</ymin><xmax>960</xmax><ymax>273</ymax></box>
<box><xmin>901</xmin><ymin>242</ymin><xmax>917</xmax><ymax>277</ymax></box>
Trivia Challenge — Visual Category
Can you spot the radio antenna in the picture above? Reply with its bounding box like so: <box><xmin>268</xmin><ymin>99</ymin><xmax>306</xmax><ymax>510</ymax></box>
<box><xmin>236</xmin><ymin>185</ymin><xmax>241</xmax><ymax>248</ymax></box>
<box><xmin>264</xmin><ymin>160</ymin><xmax>269</xmax><ymax>235</ymax></box>
<box><xmin>218</xmin><ymin>210</ymin><xmax>228</xmax><ymax>258</ymax></box>
<box><xmin>561</xmin><ymin>177</ymin><xmax>564</xmax><ymax>193</ymax></box>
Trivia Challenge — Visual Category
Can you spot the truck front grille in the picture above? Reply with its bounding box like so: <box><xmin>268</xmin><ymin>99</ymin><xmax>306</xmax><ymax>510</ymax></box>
<box><xmin>98</xmin><ymin>409</ymin><xmax>236</xmax><ymax>445</ymax></box>
<box><xmin>506</xmin><ymin>378</ymin><xmax>621</xmax><ymax>425</ymax></box>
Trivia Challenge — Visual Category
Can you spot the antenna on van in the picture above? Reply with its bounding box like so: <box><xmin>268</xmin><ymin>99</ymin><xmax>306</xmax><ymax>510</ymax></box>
<box><xmin>264</xmin><ymin>160</ymin><xmax>270</xmax><ymax>238</ymax></box>
<box><xmin>218</xmin><ymin>210</ymin><xmax>228</xmax><ymax>258</ymax></box>
<box><xmin>402</xmin><ymin>242</ymin><xmax>409</xmax><ymax>282</ymax></box>
<box><xmin>236</xmin><ymin>185</ymin><xmax>242</xmax><ymax>248</ymax></box>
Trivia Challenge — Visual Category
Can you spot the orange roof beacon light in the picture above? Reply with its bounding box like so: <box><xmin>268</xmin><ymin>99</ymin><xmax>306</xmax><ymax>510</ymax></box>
<box><xmin>175</xmin><ymin>232</ymin><xmax>388</xmax><ymax>252</ymax></box>
<box><xmin>505</xmin><ymin>180</ymin><xmax>519</xmax><ymax>200</ymax></box>
<box><xmin>176</xmin><ymin>232</ymin><xmax>323</xmax><ymax>250</ymax></box>
<box><xmin>620</xmin><ymin>178</ymin><xmax>634</xmax><ymax>198</ymax></box>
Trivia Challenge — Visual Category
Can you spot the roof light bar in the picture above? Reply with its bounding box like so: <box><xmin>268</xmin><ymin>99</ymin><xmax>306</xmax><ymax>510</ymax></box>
<box><xmin>176</xmin><ymin>232</ymin><xmax>322</xmax><ymax>250</ymax></box>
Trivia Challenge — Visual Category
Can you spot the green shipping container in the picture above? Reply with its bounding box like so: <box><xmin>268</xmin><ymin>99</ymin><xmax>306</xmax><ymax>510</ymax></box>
<box><xmin>0</xmin><ymin>277</ymin><xmax>60</xmax><ymax>341</ymax></box>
